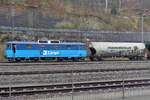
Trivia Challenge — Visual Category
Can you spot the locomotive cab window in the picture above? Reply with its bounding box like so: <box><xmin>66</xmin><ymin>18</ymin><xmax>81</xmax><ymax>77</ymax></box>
<box><xmin>6</xmin><ymin>44</ymin><xmax>11</xmax><ymax>48</ymax></box>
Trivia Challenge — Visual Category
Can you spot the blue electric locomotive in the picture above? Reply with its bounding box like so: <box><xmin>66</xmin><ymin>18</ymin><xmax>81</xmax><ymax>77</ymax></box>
<box><xmin>5</xmin><ymin>40</ymin><xmax>88</xmax><ymax>61</ymax></box>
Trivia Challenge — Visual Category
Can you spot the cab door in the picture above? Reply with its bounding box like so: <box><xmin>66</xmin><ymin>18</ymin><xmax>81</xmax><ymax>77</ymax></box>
<box><xmin>12</xmin><ymin>44</ymin><xmax>16</xmax><ymax>59</ymax></box>
<box><xmin>12</xmin><ymin>44</ymin><xmax>16</xmax><ymax>54</ymax></box>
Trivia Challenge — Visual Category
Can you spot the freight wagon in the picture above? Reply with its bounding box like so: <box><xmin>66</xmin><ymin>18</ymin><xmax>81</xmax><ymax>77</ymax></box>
<box><xmin>88</xmin><ymin>42</ymin><xmax>146</xmax><ymax>60</ymax></box>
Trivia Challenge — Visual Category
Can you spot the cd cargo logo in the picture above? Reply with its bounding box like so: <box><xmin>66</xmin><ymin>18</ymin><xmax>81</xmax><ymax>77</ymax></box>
<box><xmin>42</xmin><ymin>50</ymin><xmax>60</xmax><ymax>56</ymax></box>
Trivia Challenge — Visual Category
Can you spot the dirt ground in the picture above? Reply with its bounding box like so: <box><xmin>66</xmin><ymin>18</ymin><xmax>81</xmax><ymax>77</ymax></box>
<box><xmin>0</xmin><ymin>43</ymin><xmax>5</xmax><ymax>61</ymax></box>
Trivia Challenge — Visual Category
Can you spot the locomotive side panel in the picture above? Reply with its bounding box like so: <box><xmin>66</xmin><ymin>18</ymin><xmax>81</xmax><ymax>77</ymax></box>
<box><xmin>5</xmin><ymin>41</ymin><xmax>88</xmax><ymax>61</ymax></box>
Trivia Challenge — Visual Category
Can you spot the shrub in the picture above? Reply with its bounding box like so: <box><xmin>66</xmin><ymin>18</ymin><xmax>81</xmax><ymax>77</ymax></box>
<box><xmin>55</xmin><ymin>21</ymin><xmax>78</xmax><ymax>29</ymax></box>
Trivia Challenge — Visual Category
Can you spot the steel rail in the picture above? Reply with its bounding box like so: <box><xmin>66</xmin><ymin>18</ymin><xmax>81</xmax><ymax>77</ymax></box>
<box><xmin>0</xmin><ymin>67</ymin><xmax>149</xmax><ymax>75</ymax></box>
<box><xmin>0</xmin><ymin>78</ymin><xmax>150</xmax><ymax>96</ymax></box>
<box><xmin>0</xmin><ymin>61</ymin><xmax>150</xmax><ymax>66</ymax></box>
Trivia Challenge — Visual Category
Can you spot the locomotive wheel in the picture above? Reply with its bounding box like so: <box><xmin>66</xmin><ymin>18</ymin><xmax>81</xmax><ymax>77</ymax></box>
<box><xmin>97</xmin><ymin>57</ymin><xmax>102</xmax><ymax>61</ymax></box>
<box><xmin>89</xmin><ymin>56</ymin><xmax>94</xmax><ymax>61</ymax></box>
<box><xmin>129</xmin><ymin>56</ymin><xmax>142</xmax><ymax>61</ymax></box>
<box><xmin>8</xmin><ymin>59</ymin><xmax>14</xmax><ymax>62</ymax></box>
<box><xmin>57</xmin><ymin>58</ymin><xmax>63</xmax><ymax>62</ymax></box>
<box><xmin>72</xmin><ymin>57</ymin><xmax>80</xmax><ymax>62</ymax></box>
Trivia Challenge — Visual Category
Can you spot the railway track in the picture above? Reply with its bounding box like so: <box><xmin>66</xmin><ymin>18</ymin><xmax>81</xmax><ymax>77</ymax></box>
<box><xmin>0</xmin><ymin>61</ymin><xmax>150</xmax><ymax>97</ymax></box>
<box><xmin>0</xmin><ymin>67</ymin><xmax>149</xmax><ymax>75</ymax></box>
<box><xmin>0</xmin><ymin>61</ymin><xmax>150</xmax><ymax>66</ymax></box>
<box><xmin>0</xmin><ymin>61</ymin><xmax>150</xmax><ymax>75</ymax></box>
<box><xmin>0</xmin><ymin>78</ymin><xmax>150</xmax><ymax>97</ymax></box>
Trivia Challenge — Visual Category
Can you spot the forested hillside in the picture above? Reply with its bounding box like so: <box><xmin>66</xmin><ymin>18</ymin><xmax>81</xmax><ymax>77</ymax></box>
<box><xmin>0</xmin><ymin>0</ymin><xmax>150</xmax><ymax>60</ymax></box>
<box><xmin>0</xmin><ymin>0</ymin><xmax>149</xmax><ymax>31</ymax></box>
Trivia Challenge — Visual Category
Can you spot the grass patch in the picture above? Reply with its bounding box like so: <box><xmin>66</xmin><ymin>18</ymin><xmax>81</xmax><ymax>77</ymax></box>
<box><xmin>0</xmin><ymin>43</ymin><xmax>5</xmax><ymax>62</ymax></box>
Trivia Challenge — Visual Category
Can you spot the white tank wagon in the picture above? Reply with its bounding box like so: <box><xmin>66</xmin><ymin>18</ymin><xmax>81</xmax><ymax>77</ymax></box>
<box><xmin>88</xmin><ymin>42</ymin><xmax>146</xmax><ymax>60</ymax></box>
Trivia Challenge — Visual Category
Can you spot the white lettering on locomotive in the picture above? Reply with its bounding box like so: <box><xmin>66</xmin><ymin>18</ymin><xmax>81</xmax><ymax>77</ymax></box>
<box><xmin>42</xmin><ymin>50</ymin><xmax>60</xmax><ymax>55</ymax></box>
